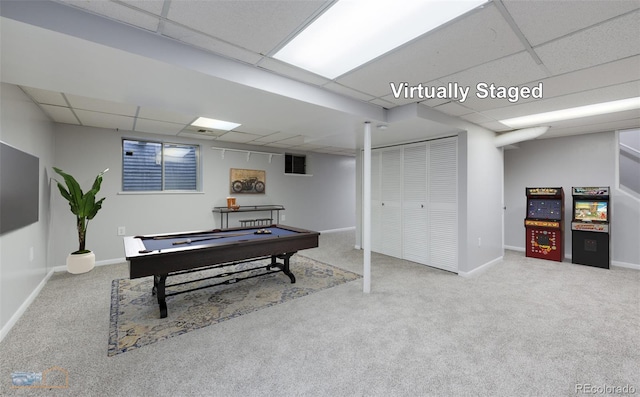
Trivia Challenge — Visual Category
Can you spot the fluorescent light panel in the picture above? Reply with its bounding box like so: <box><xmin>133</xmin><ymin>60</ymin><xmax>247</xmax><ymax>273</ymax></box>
<box><xmin>274</xmin><ymin>0</ymin><xmax>487</xmax><ymax>79</ymax></box>
<box><xmin>500</xmin><ymin>97</ymin><xmax>640</xmax><ymax>129</ymax></box>
<box><xmin>191</xmin><ymin>117</ymin><xmax>240</xmax><ymax>131</ymax></box>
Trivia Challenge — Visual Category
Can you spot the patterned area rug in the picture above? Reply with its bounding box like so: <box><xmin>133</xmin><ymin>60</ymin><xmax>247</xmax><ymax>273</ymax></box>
<box><xmin>108</xmin><ymin>255</ymin><xmax>361</xmax><ymax>356</ymax></box>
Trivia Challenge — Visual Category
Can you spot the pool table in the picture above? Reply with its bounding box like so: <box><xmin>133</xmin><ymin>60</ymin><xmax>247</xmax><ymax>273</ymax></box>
<box><xmin>123</xmin><ymin>224</ymin><xmax>320</xmax><ymax>318</ymax></box>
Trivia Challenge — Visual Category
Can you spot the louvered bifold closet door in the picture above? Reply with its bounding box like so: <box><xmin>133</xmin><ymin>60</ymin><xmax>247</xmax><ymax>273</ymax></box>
<box><xmin>379</xmin><ymin>148</ymin><xmax>403</xmax><ymax>258</ymax></box>
<box><xmin>427</xmin><ymin>137</ymin><xmax>458</xmax><ymax>273</ymax></box>
<box><xmin>402</xmin><ymin>143</ymin><xmax>428</xmax><ymax>264</ymax></box>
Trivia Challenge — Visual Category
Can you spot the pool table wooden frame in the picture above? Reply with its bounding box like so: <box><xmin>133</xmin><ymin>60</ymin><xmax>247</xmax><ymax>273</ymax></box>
<box><xmin>123</xmin><ymin>224</ymin><xmax>319</xmax><ymax>318</ymax></box>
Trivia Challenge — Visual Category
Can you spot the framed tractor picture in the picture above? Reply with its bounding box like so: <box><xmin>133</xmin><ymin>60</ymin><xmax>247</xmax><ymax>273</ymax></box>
<box><xmin>230</xmin><ymin>168</ymin><xmax>266</xmax><ymax>194</ymax></box>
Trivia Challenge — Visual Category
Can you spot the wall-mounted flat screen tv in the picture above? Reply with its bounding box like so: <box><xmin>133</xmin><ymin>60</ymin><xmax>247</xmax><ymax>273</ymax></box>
<box><xmin>574</xmin><ymin>200</ymin><xmax>608</xmax><ymax>222</ymax></box>
<box><xmin>1</xmin><ymin>142</ymin><xmax>40</xmax><ymax>234</ymax></box>
<box><xmin>527</xmin><ymin>199</ymin><xmax>562</xmax><ymax>220</ymax></box>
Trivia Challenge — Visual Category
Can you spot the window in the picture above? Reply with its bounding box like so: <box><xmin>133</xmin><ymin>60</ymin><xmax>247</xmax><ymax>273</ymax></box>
<box><xmin>285</xmin><ymin>154</ymin><xmax>306</xmax><ymax>174</ymax></box>
<box><xmin>122</xmin><ymin>139</ymin><xmax>199</xmax><ymax>192</ymax></box>
<box><xmin>619</xmin><ymin>128</ymin><xmax>640</xmax><ymax>198</ymax></box>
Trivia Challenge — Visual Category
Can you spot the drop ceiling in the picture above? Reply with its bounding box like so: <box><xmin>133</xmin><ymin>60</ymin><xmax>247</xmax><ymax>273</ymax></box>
<box><xmin>1</xmin><ymin>0</ymin><xmax>639</xmax><ymax>156</ymax></box>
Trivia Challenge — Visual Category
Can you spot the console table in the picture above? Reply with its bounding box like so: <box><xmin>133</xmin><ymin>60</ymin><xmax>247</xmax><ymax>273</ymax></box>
<box><xmin>212</xmin><ymin>205</ymin><xmax>285</xmax><ymax>228</ymax></box>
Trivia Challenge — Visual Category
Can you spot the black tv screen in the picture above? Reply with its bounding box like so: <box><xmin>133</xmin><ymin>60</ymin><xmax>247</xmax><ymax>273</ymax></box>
<box><xmin>527</xmin><ymin>198</ymin><xmax>562</xmax><ymax>221</ymax></box>
<box><xmin>1</xmin><ymin>142</ymin><xmax>40</xmax><ymax>234</ymax></box>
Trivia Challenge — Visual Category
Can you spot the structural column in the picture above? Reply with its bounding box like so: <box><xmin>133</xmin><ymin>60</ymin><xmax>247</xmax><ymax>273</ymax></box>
<box><xmin>363</xmin><ymin>122</ymin><xmax>371</xmax><ymax>293</ymax></box>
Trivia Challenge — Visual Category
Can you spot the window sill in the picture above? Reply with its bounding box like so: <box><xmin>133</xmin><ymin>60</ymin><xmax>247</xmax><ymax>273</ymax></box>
<box><xmin>118</xmin><ymin>191</ymin><xmax>205</xmax><ymax>195</ymax></box>
<box><xmin>284</xmin><ymin>173</ymin><xmax>313</xmax><ymax>177</ymax></box>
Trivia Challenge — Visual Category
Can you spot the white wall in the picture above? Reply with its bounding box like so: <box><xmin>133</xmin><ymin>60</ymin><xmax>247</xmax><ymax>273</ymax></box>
<box><xmin>0</xmin><ymin>83</ymin><xmax>55</xmax><ymax>332</ymax></box>
<box><xmin>51</xmin><ymin>124</ymin><xmax>356</xmax><ymax>267</ymax></box>
<box><xmin>504</xmin><ymin>132</ymin><xmax>640</xmax><ymax>267</ymax></box>
<box><xmin>460</xmin><ymin>126</ymin><xmax>505</xmax><ymax>274</ymax></box>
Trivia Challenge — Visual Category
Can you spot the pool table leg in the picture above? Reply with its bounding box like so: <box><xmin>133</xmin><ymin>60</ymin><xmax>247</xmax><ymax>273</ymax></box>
<box><xmin>272</xmin><ymin>253</ymin><xmax>296</xmax><ymax>283</ymax></box>
<box><xmin>153</xmin><ymin>274</ymin><xmax>168</xmax><ymax>318</ymax></box>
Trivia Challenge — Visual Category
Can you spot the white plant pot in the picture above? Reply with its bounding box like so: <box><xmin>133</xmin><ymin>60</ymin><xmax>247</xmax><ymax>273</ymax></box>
<box><xmin>67</xmin><ymin>251</ymin><xmax>95</xmax><ymax>274</ymax></box>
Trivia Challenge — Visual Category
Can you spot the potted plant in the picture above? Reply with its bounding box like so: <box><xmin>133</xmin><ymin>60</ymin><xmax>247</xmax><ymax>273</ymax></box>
<box><xmin>53</xmin><ymin>167</ymin><xmax>108</xmax><ymax>274</ymax></box>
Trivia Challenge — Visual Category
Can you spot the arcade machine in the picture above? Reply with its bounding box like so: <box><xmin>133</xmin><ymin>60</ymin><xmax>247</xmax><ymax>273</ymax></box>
<box><xmin>524</xmin><ymin>187</ymin><xmax>565</xmax><ymax>261</ymax></box>
<box><xmin>571</xmin><ymin>187</ymin><xmax>611</xmax><ymax>269</ymax></box>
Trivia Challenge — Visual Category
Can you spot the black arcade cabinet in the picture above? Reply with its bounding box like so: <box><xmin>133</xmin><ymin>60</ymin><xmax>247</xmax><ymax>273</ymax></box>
<box><xmin>571</xmin><ymin>187</ymin><xmax>611</xmax><ymax>269</ymax></box>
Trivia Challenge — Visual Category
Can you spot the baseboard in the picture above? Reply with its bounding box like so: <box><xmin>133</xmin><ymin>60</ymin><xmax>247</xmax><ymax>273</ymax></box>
<box><xmin>612</xmin><ymin>261</ymin><xmax>640</xmax><ymax>271</ymax></box>
<box><xmin>52</xmin><ymin>257</ymin><xmax>126</xmax><ymax>273</ymax></box>
<box><xmin>0</xmin><ymin>269</ymin><xmax>54</xmax><ymax>344</ymax></box>
<box><xmin>504</xmin><ymin>245</ymin><xmax>525</xmax><ymax>252</ymax></box>
<box><xmin>504</xmin><ymin>246</ymin><xmax>639</xmax><ymax>271</ymax></box>
<box><xmin>458</xmin><ymin>255</ymin><xmax>503</xmax><ymax>278</ymax></box>
<box><xmin>319</xmin><ymin>226</ymin><xmax>355</xmax><ymax>234</ymax></box>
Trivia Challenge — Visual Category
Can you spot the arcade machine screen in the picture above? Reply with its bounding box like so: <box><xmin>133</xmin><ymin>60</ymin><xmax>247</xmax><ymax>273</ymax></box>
<box><xmin>528</xmin><ymin>199</ymin><xmax>562</xmax><ymax>220</ymax></box>
<box><xmin>574</xmin><ymin>201</ymin><xmax>608</xmax><ymax>222</ymax></box>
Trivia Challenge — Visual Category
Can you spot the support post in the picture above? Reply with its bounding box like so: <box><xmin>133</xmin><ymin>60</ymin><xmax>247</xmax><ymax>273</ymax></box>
<box><xmin>363</xmin><ymin>122</ymin><xmax>372</xmax><ymax>293</ymax></box>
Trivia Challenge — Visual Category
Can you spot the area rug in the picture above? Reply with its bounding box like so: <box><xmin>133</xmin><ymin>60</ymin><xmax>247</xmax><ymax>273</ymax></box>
<box><xmin>108</xmin><ymin>255</ymin><xmax>361</xmax><ymax>356</ymax></box>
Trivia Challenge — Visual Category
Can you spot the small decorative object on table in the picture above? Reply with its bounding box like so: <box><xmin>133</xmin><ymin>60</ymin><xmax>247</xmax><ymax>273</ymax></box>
<box><xmin>226</xmin><ymin>197</ymin><xmax>236</xmax><ymax>209</ymax></box>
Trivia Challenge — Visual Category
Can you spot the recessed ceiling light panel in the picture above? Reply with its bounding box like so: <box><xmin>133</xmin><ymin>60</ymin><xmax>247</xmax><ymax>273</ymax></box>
<box><xmin>499</xmin><ymin>97</ymin><xmax>640</xmax><ymax>129</ymax></box>
<box><xmin>191</xmin><ymin>117</ymin><xmax>241</xmax><ymax>131</ymax></box>
<box><xmin>274</xmin><ymin>0</ymin><xmax>487</xmax><ymax>79</ymax></box>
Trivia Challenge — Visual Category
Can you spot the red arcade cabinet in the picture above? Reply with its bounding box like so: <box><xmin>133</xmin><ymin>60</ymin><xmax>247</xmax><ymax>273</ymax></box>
<box><xmin>524</xmin><ymin>187</ymin><xmax>565</xmax><ymax>262</ymax></box>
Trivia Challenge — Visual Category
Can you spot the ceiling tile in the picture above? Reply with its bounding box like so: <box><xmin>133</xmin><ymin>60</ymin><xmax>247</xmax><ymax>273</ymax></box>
<box><xmin>66</xmin><ymin>94</ymin><xmax>138</xmax><ymax>116</ymax></box>
<box><xmin>20</xmin><ymin>86</ymin><xmax>67</xmax><ymax>106</ymax></box>
<box><xmin>166</xmin><ymin>1</ymin><xmax>328</xmax><ymax>54</ymax></box>
<box><xmin>161</xmin><ymin>22</ymin><xmax>263</xmax><ymax>65</ymax></box>
<box><xmin>39</xmin><ymin>104</ymin><xmax>80</xmax><ymax>125</ymax></box>
<box><xmin>432</xmin><ymin>101</ymin><xmax>473</xmax><ymax>117</ymax></box>
<box><xmin>462</xmin><ymin>57</ymin><xmax>640</xmax><ymax>116</ymax></box>
<box><xmin>75</xmin><ymin>109</ymin><xmax>135</xmax><ymax>131</ymax></box>
<box><xmin>536</xmin><ymin>10</ymin><xmax>640</xmax><ymax>75</ymax></box>
<box><xmin>264</xmin><ymin>142</ymin><xmax>296</xmax><ymax>149</ymax></box>
<box><xmin>444</xmin><ymin>51</ymin><xmax>548</xmax><ymax>94</ymax></box>
<box><xmin>59</xmin><ymin>0</ymin><xmax>160</xmax><ymax>31</ymax></box>
<box><xmin>504</xmin><ymin>0</ymin><xmax>640</xmax><ymax>46</ymax></box>
<box><xmin>134</xmin><ymin>118</ymin><xmax>185</xmax><ymax>135</ymax></box>
<box><xmin>137</xmin><ymin>107</ymin><xmax>195</xmax><ymax>124</ymax></box>
<box><xmin>476</xmin><ymin>120</ymin><xmax>512</xmax><ymax>132</ymax></box>
<box><xmin>119</xmin><ymin>0</ymin><xmax>165</xmax><ymax>16</ymax></box>
<box><xmin>253</xmin><ymin>132</ymin><xmax>299</xmax><ymax>144</ymax></box>
<box><xmin>534</xmin><ymin>56</ymin><xmax>640</xmax><ymax>99</ymax></box>
<box><xmin>288</xmin><ymin>143</ymin><xmax>328</xmax><ymax>152</ymax></box>
<box><xmin>336</xmin><ymin>4</ymin><xmax>525</xmax><ymax>97</ymax></box>
<box><xmin>215</xmin><ymin>131</ymin><xmax>263</xmax><ymax>144</ymax></box>
<box><xmin>460</xmin><ymin>111</ymin><xmax>500</xmax><ymax>124</ymax></box>
<box><xmin>273</xmin><ymin>135</ymin><xmax>306</xmax><ymax>146</ymax></box>
<box><xmin>234</xmin><ymin>126</ymin><xmax>278</xmax><ymax>136</ymax></box>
